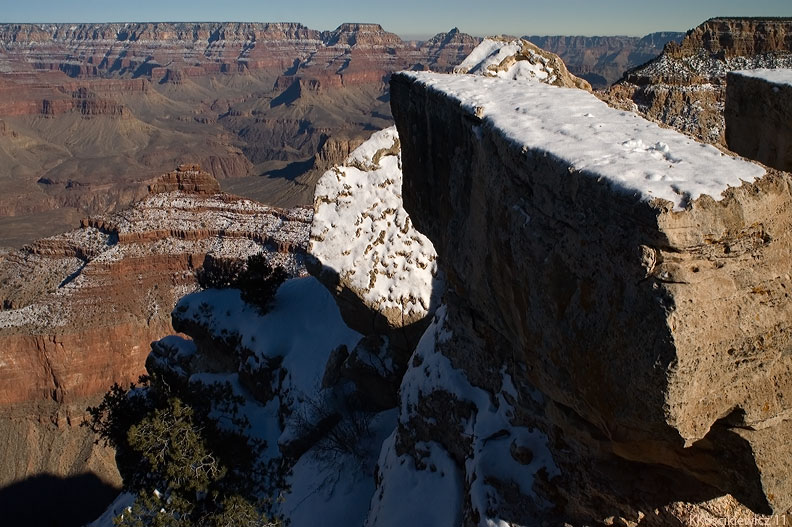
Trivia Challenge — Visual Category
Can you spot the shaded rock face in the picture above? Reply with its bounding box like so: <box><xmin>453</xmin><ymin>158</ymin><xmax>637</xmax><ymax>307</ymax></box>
<box><xmin>725</xmin><ymin>70</ymin><xmax>792</xmax><ymax>171</ymax></box>
<box><xmin>605</xmin><ymin>18</ymin><xmax>792</xmax><ymax>145</ymax></box>
<box><xmin>0</xmin><ymin>173</ymin><xmax>310</xmax><ymax>497</ymax></box>
<box><xmin>390</xmin><ymin>72</ymin><xmax>792</xmax><ymax>519</ymax></box>
<box><xmin>526</xmin><ymin>32</ymin><xmax>684</xmax><ymax>88</ymax></box>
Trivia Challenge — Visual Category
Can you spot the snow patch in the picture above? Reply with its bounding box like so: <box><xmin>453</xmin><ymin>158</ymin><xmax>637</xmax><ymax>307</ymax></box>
<box><xmin>455</xmin><ymin>38</ymin><xmax>555</xmax><ymax>83</ymax></box>
<box><xmin>366</xmin><ymin>433</ymin><xmax>463</xmax><ymax>527</ymax></box>
<box><xmin>392</xmin><ymin>306</ymin><xmax>558</xmax><ymax>525</ymax></box>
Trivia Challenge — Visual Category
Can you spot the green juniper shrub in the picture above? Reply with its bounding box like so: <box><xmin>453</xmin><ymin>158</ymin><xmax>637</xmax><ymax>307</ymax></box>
<box><xmin>86</xmin><ymin>375</ymin><xmax>278</xmax><ymax>527</ymax></box>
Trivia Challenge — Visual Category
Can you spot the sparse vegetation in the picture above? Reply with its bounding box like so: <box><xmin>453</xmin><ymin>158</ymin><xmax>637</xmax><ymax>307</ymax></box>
<box><xmin>197</xmin><ymin>253</ymin><xmax>288</xmax><ymax>314</ymax></box>
<box><xmin>86</xmin><ymin>375</ymin><xmax>279</xmax><ymax>527</ymax></box>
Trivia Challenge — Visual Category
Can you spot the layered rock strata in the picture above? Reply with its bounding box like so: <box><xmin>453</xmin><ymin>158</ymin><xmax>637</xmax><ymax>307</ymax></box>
<box><xmin>607</xmin><ymin>18</ymin><xmax>792</xmax><ymax>144</ymax></box>
<box><xmin>725</xmin><ymin>69</ymin><xmax>792</xmax><ymax>171</ymax></box>
<box><xmin>0</xmin><ymin>169</ymin><xmax>310</xmax><ymax>508</ymax></box>
<box><xmin>0</xmin><ymin>23</ymin><xmax>479</xmax><ymax>246</ymax></box>
<box><xmin>391</xmin><ymin>71</ymin><xmax>791</xmax><ymax>519</ymax></box>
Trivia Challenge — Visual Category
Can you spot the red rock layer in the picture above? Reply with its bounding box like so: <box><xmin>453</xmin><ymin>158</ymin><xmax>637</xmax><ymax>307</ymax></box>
<box><xmin>0</xmin><ymin>169</ymin><xmax>311</xmax><ymax>488</ymax></box>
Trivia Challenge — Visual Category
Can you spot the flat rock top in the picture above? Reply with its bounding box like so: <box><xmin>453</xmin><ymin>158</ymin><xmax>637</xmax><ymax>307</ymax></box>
<box><xmin>400</xmin><ymin>72</ymin><xmax>766</xmax><ymax>210</ymax></box>
<box><xmin>732</xmin><ymin>68</ymin><xmax>792</xmax><ymax>87</ymax></box>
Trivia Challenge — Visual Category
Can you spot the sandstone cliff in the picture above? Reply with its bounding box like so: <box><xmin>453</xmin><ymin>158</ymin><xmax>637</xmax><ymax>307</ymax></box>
<box><xmin>390</xmin><ymin>70</ymin><xmax>791</xmax><ymax>522</ymax></box>
<box><xmin>606</xmin><ymin>18</ymin><xmax>792</xmax><ymax>144</ymax></box>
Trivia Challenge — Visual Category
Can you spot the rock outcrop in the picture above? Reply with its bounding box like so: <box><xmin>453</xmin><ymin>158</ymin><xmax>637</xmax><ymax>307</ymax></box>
<box><xmin>390</xmin><ymin>70</ymin><xmax>792</xmax><ymax>521</ymax></box>
<box><xmin>147</xmin><ymin>164</ymin><xmax>222</xmax><ymax>195</ymax></box>
<box><xmin>725</xmin><ymin>69</ymin><xmax>792</xmax><ymax>171</ymax></box>
<box><xmin>454</xmin><ymin>37</ymin><xmax>591</xmax><ymax>90</ymax></box>
<box><xmin>308</xmin><ymin>128</ymin><xmax>441</xmax><ymax>405</ymax></box>
<box><xmin>0</xmin><ymin>168</ymin><xmax>310</xmax><ymax>519</ymax></box>
<box><xmin>606</xmin><ymin>18</ymin><xmax>792</xmax><ymax>145</ymax></box>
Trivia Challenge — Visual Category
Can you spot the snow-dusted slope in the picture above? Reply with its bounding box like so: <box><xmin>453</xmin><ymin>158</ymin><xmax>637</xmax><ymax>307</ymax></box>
<box><xmin>367</xmin><ymin>306</ymin><xmax>559</xmax><ymax>527</ymax></box>
<box><xmin>310</xmin><ymin>127</ymin><xmax>441</xmax><ymax>331</ymax></box>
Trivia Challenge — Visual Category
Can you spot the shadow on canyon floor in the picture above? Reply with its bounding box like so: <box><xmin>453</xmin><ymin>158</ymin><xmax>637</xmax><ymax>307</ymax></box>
<box><xmin>0</xmin><ymin>472</ymin><xmax>118</xmax><ymax>527</ymax></box>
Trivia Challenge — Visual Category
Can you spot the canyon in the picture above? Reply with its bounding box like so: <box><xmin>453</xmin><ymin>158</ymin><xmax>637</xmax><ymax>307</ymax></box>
<box><xmin>0</xmin><ymin>164</ymin><xmax>310</xmax><ymax>525</ymax></box>
<box><xmin>88</xmin><ymin>33</ymin><xmax>792</xmax><ymax>525</ymax></box>
<box><xmin>2</xmin><ymin>15</ymin><xmax>792</xmax><ymax>527</ymax></box>
<box><xmin>0</xmin><ymin>22</ymin><xmax>478</xmax><ymax>247</ymax></box>
<box><xmin>526</xmin><ymin>32</ymin><xmax>683</xmax><ymax>88</ymax></box>
<box><xmin>0</xmin><ymin>22</ymin><xmax>686</xmax><ymax>249</ymax></box>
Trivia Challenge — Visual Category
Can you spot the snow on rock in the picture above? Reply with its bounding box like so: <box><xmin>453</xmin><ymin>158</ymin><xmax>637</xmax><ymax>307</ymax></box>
<box><xmin>282</xmin><ymin>409</ymin><xmax>397</xmax><ymax>527</ymax></box>
<box><xmin>402</xmin><ymin>71</ymin><xmax>766</xmax><ymax>210</ymax></box>
<box><xmin>368</xmin><ymin>306</ymin><xmax>558</xmax><ymax>526</ymax></box>
<box><xmin>309</xmin><ymin>126</ymin><xmax>441</xmax><ymax>336</ymax></box>
<box><xmin>454</xmin><ymin>37</ymin><xmax>591</xmax><ymax>89</ymax></box>
<box><xmin>731</xmin><ymin>67</ymin><xmax>792</xmax><ymax>87</ymax></box>
<box><xmin>366</xmin><ymin>433</ymin><xmax>463</xmax><ymax>527</ymax></box>
<box><xmin>173</xmin><ymin>276</ymin><xmax>361</xmax><ymax>397</ymax></box>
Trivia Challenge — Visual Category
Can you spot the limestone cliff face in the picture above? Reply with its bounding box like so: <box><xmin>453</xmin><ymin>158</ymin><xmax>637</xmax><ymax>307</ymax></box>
<box><xmin>606</xmin><ymin>18</ymin><xmax>792</xmax><ymax>144</ymax></box>
<box><xmin>390</xmin><ymin>72</ymin><xmax>792</xmax><ymax>521</ymax></box>
<box><xmin>725</xmin><ymin>70</ymin><xmax>792</xmax><ymax>171</ymax></box>
<box><xmin>0</xmin><ymin>169</ymin><xmax>310</xmax><ymax>505</ymax></box>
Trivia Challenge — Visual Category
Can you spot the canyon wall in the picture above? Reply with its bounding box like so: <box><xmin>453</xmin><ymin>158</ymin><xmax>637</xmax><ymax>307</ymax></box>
<box><xmin>0</xmin><ymin>166</ymin><xmax>311</xmax><ymax>524</ymax></box>
<box><xmin>606</xmin><ymin>18</ymin><xmax>792</xmax><ymax>145</ymax></box>
<box><xmin>0</xmin><ymin>23</ymin><xmax>479</xmax><ymax>247</ymax></box>
<box><xmin>526</xmin><ymin>32</ymin><xmax>683</xmax><ymax>88</ymax></box>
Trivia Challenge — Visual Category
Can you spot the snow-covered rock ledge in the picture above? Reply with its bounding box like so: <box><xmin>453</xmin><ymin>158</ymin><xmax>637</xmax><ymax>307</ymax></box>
<box><xmin>308</xmin><ymin>127</ymin><xmax>442</xmax><ymax>356</ymax></box>
<box><xmin>391</xmin><ymin>71</ymin><xmax>792</xmax><ymax>514</ymax></box>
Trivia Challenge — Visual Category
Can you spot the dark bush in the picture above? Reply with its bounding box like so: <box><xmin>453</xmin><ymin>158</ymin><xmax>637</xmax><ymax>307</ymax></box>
<box><xmin>196</xmin><ymin>253</ymin><xmax>287</xmax><ymax>315</ymax></box>
<box><xmin>86</xmin><ymin>375</ymin><xmax>278</xmax><ymax>526</ymax></box>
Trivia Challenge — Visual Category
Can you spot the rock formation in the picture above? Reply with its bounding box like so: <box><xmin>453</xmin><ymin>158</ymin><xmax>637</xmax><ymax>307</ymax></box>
<box><xmin>725</xmin><ymin>69</ymin><xmax>792</xmax><ymax>171</ymax></box>
<box><xmin>0</xmin><ymin>166</ymin><xmax>310</xmax><ymax>522</ymax></box>
<box><xmin>390</xmin><ymin>69</ymin><xmax>791</xmax><ymax>522</ymax></box>
<box><xmin>606</xmin><ymin>18</ymin><xmax>792</xmax><ymax>145</ymax></box>
<box><xmin>455</xmin><ymin>37</ymin><xmax>592</xmax><ymax>90</ymax></box>
<box><xmin>146</xmin><ymin>164</ymin><xmax>222</xmax><ymax>195</ymax></box>
<box><xmin>84</xmin><ymin>30</ymin><xmax>792</xmax><ymax>527</ymax></box>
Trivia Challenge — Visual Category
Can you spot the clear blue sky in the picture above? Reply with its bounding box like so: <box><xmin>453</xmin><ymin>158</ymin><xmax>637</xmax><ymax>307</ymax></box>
<box><xmin>0</xmin><ymin>0</ymin><xmax>790</xmax><ymax>38</ymax></box>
